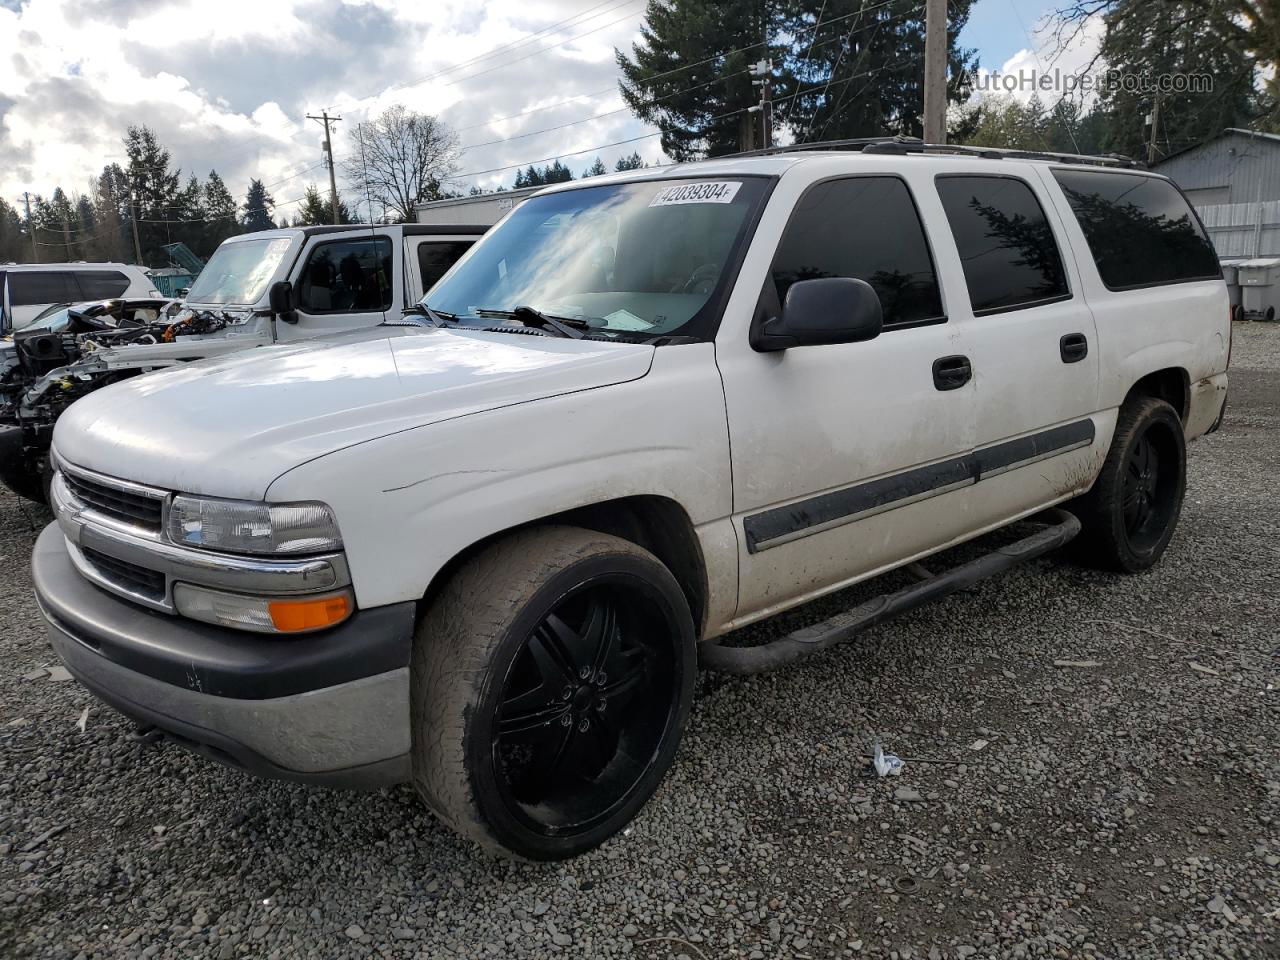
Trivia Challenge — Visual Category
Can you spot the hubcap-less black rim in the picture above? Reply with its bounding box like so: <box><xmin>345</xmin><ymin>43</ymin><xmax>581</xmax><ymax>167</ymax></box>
<box><xmin>1121</xmin><ymin>424</ymin><xmax>1178</xmax><ymax>552</ymax></box>
<box><xmin>491</xmin><ymin>578</ymin><xmax>678</xmax><ymax>836</ymax></box>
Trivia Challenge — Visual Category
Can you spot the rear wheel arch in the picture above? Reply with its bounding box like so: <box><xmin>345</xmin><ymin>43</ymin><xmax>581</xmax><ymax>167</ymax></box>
<box><xmin>1124</xmin><ymin>367</ymin><xmax>1189</xmax><ymax>424</ymax></box>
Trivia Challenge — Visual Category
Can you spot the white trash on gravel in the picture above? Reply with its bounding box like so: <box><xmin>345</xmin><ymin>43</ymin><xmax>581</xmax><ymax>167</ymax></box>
<box><xmin>872</xmin><ymin>741</ymin><xmax>905</xmax><ymax>777</ymax></box>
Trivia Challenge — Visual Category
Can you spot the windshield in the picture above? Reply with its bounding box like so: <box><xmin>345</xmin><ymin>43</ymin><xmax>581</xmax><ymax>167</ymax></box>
<box><xmin>426</xmin><ymin>177</ymin><xmax>768</xmax><ymax>339</ymax></box>
<box><xmin>187</xmin><ymin>236</ymin><xmax>294</xmax><ymax>305</ymax></box>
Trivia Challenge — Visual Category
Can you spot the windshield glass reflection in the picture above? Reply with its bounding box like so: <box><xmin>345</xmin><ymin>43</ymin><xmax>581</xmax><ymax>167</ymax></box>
<box><xmin>426</xmin><ymin>178</ymin><xmax>766</xmax><ymax>339</ymax></box>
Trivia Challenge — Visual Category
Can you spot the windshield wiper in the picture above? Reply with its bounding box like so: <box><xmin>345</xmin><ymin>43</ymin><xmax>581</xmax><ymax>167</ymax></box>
<box><xmin>474</xmin><ymin>305</ymin><xmax>587</xmax><ymax>340</ymax></box>
<box><xmin>395</xmin><ymin>303</ymin><xmax>458</xmax><ymax>327</ymax></box>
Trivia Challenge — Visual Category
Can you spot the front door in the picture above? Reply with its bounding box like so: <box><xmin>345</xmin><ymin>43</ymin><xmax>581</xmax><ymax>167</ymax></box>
<box><xmin>281</xmin><ymin>234</ymin><xmax>397</xmax><ymax>341</ymax></box>
<box><xmin>716</xmin><ymin>171</ymin><xmax>980</xmax><ymax>625</ymax></box>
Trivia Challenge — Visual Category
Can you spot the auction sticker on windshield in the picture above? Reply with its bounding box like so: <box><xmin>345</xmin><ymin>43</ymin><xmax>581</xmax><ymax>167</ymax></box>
<box><xmin>649</xmin><ymin>181</ymin><xmax>742</xmax><ymax>206</ymax></box>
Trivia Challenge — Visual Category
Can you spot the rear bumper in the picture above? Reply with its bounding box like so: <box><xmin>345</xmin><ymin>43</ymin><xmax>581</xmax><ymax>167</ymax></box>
<box><xmin>33</xmin><ymin>523</ymin><xmax>415</xmax><ymax>788</ymax></box>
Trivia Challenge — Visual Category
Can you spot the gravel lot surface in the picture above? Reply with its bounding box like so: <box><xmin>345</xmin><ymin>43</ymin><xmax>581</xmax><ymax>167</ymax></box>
<box><xmin>2</xmin><ymin>326</ymin><xmax>1278</xmax><ymax>960</ymax></box>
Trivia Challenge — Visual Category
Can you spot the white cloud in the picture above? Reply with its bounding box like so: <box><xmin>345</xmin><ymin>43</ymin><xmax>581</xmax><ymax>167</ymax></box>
<box><xmin>969</xmin><ymin>13</ymin><xmax>1106</xmax><ymax>108</ymax></box>
<box><xmin>1</xmin><ymin>0</ymin><xmax>661</xmax><ymax>218</ymax></box>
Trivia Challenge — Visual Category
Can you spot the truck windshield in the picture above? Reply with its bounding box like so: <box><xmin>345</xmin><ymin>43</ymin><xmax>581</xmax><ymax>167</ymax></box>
<box><xmin>187</xmin><ymin>237</ymin><xmax>294</xmax><ymax>305</ymax></box>
<box><xmin>425</xmin><ymin>178</ymin><xmax>769</xmax><ymax>339</ymax></box>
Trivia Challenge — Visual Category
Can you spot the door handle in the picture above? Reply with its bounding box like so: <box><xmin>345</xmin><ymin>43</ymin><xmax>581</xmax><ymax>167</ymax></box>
<box><xmin>1060</xmin><ymin>333</ymin><xmax>1089</xmax><ymax>363</ymax></box>
<box><xmin>932</xmin><ymin>355</ymin><xmax>972</xmax><ymax>391</ymax></box>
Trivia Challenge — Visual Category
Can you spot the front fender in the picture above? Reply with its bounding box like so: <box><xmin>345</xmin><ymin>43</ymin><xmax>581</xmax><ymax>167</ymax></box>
<box><xmin>265</xmin><ymin>344</ymin><xmax>736</xmax><ymax>618</ymax></box>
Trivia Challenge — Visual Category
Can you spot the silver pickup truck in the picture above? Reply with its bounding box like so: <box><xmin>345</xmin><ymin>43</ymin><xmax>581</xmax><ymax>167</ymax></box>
<box><xmin>0</xmin><ymin>223</ymin><xmax>485</xmax><ymax>500</ymax></box>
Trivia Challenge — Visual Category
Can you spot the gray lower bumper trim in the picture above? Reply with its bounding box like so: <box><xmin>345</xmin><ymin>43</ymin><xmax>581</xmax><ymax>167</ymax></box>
<box><xmin>48</xmin><ymin>617</ymin><xmax>411</xmax><ymax>782</ymax></box>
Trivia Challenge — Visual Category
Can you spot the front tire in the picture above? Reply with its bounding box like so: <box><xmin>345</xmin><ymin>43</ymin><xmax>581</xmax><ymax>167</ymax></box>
<box><xmin>411</xmin><ymin>525</ymin><xmax>696</xmax><ymax>860</ymax></box>
<box><xmin>1071</xmin><ymin>396</ymin><xmax>1186</xmax><ymax>573</ymax></box>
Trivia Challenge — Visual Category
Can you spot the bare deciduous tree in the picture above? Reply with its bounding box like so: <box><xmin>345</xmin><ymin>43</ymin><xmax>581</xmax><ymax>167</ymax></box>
<box><xmin>344</xmin><ymin>106</ymin><xmax>459</xmax><ymax>223</ymax></box>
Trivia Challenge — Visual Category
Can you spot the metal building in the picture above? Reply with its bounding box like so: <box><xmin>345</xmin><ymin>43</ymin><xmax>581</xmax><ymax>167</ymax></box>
<box><xmin>1153</xmin><ymin>128</ymin><xmax>1280</xmax><ymax>258</ymax></box>
<box><xmin>415</xmin><ymin>187</ymin><xmax>542</xmax><ymax>226</ymax></box>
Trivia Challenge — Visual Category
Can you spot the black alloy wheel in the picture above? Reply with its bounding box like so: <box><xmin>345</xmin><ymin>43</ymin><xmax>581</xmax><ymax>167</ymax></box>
<box><xmin>492</xmin><ymin>578</ymin><xmax>677</xmax><ymax>837</ymax></box>
<box><xmin>1069</xmin><ymin>396</ymin><xmax>1186</xmax><ymax>573</ymax></box>
<box><xmin>411</xmin><ymin>526</ymin><xmax>695</xmax><ymax>860</ymax></box>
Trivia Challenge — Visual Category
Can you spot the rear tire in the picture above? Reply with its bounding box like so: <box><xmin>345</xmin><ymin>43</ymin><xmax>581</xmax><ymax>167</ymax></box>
<box><xmin>411</xmin><ymin>525</ymin><xmax>696</xmax><ymax>860</ymax></box>
<box><xmin>1070</xmin><ymin>397</ymin><xmax>1186</xmax><ymax>573</ymax></box>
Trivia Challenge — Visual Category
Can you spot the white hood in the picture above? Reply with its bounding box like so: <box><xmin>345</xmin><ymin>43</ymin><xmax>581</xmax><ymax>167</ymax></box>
<box><xmin>53</xmin><ymin>326</ymin><xmax>654</xmax><ymax>500</ymax></box>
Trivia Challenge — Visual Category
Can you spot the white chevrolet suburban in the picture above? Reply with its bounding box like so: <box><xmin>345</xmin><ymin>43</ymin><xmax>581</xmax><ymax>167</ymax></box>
<box><xmin>33</xmin><ymin>141</ymin><xmax>1230</xmax><ymax>861</ymax></box>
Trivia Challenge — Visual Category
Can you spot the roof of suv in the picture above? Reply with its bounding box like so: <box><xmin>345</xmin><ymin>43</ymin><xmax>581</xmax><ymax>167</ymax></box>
<box><xmin>0</xmin><ymin>262</ymin><xmax>147</xmax><ymax>271</ymax></box>
<box><xmin>532</xmin><ymin>140</ymin><xmax>1159</xmax><ymax>195</ymax></box>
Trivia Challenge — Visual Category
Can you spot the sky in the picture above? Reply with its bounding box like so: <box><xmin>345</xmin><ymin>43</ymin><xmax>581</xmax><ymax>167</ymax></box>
<box><xmin>0</xmin><ymin>0</ymin><xmax>1099</xmax><ymax>222</ymax></box>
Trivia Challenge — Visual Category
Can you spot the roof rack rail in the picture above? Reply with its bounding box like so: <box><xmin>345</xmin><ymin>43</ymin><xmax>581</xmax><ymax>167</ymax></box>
<box><xmin>726</xmin><ymin>136</ymin><xmax>1142</xmax><ymax>169</ymax></box>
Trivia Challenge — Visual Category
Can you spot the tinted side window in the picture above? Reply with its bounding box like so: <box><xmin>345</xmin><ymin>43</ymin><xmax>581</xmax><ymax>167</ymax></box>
<box><xmin>9</xmin><ymin>271</ymin><xmax>81</xmax><ymax>306</ymax></box>
<box><xmin>771</xmin><ymin>177</ymin><xmax>943</xmax><ymax>328</ymax></box>
<box><xmin>76</xmin><ymin>271</ymin><xmax>131</xmax><ymax>300</ymax></box>
<box><xmin>1051</xmin><ymin>170</ymin><xmax>1220</xmax><ymax>289</ymax></box>
<box><xmin>936</xmin><ymin>176</ymin><xmax>1069</xmax><ymax>315</ymax></box>
<box><xmin>417</xmin><ymin>241</ymin><xmax>473</xmax><ymax>292</ymax></box>
<box><xmin>296</xmin><ymin>237</ymin><xmax>393</xmax><ymax>313</ymax></box>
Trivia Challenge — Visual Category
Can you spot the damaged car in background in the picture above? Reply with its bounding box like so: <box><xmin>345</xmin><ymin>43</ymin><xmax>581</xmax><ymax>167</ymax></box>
<box><xmin>0</xmin><ymin>222</ymin><xmax>486</xmax><ymax>501</ymax></box>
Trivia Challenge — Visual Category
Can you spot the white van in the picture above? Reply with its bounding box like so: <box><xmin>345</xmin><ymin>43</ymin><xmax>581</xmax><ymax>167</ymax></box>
<box><xmin>0</xmin><ymin>263</ymin><xmax>160</xmax><ymax>331</ymax></box>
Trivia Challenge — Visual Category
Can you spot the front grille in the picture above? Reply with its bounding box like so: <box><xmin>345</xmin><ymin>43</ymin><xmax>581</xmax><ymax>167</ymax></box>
<box><xmin>62</xmin><ymin>470</ymin><xmax>164</xmax><ymax>531</ymax></box>
<box><xmin>80</xmin><ymin>546</ymin><xmax>167</xmax><ymax>601</ymax></box>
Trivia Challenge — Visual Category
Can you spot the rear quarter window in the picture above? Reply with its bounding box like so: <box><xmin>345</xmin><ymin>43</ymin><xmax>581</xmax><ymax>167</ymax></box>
<box><xmin>1051</xmin><ymin>169</ymin><xmax>1220</xmax><ymax>290</ymax></box>
<box><xmin>75</xmin><ymin>270</ymin><xmax>132</xmax><ymax>300</ymax></box>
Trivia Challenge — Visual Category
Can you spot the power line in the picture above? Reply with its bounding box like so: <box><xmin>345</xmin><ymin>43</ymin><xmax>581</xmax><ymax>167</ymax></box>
<box><xmin>459</xmin><ymin>69</ymin><xmax>752</xmax><ymax>154</ymax></box>
<box><xmin>448</xmin><ymin>1</ymin><xmax>925</xmax><ymax>161</ymax></box>
<box><xmin>447</xmin><ymin>57</ymin><xmax>923</xmax><ymax>184</ymax></box>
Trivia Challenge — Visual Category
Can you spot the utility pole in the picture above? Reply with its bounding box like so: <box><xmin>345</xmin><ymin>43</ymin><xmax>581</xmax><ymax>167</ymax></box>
<box><xmin>748</xmin><ymin>59</ymin><xmax>774</xmax><ymax>150</ymax></box>
<box><xmin>1146</xmin><ymin>92</ymin><xmax>1162</xmax><ymax>166</ymax></box>
<box><xmin>308</xmin><ymin>110</ymin><xmax>343</xmax><ymax>225</ymax></box>
<box><xmin>130</xmin><ymin>195</ymin><xmax>143</xmax><ymax>265</ymax></box>
<box><xmin>22</xmin><ymin>193</ymin><xmax>37</xmax><ymax>261</ymax></box>
<box><xmin>923</xmin><ymin>0</ymin><xmax>948</xmax><ymax>144</ymax></box>
<box><xmin>61</xmin><ymin>210</ymin><xmax>72</xmax><ymax>261</ymax></box>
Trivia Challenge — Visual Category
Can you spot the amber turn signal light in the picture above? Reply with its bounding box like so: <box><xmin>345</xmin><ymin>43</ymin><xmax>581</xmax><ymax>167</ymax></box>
<box><xmin>267</xmin><ymin>593</ymin><xmax>352</xmax><ymax>633</ymax></box>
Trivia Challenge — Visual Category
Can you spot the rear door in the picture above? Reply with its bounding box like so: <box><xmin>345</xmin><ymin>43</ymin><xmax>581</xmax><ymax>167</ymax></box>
<box><xmin>932</xmin><ymin>170</ymin><xmax>1102</xmax><ymax>525</ymax></box>
<box><xmin>283</xmin><ymin>234</ymin><xmax>397</xmax><ymax>341</ymax></box>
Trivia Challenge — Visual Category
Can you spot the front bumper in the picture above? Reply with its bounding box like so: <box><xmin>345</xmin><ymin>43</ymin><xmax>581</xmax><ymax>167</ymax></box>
<box><xmin>33</xmin><ymin>524</ymin><xmax>415</xmax><ymax>788</ymax></box>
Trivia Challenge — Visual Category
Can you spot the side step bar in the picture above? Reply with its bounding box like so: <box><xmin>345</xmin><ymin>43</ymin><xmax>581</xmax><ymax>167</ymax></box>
<box><xmin>698</xmin><ymin>509</ymin><xmax>1081</xmax><ymax>676</ymax></box>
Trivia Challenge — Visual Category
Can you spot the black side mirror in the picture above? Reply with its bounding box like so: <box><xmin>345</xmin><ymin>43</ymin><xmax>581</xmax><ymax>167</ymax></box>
<box><xmin>268</xmin><ymin>280</ymin><xmax>298</xmax><ymax>324</ymax></box>
<box><xmin>751</xmin><ymin>277</ymin><xmax>883</xmax><ymax>352</ymax></box>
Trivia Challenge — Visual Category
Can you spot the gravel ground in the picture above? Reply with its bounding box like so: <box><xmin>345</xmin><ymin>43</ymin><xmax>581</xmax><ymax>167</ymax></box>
<box><xmin>2</xmin><ymin>326</ymin><xmax>1277</xmax><ymax>960</ymax></box>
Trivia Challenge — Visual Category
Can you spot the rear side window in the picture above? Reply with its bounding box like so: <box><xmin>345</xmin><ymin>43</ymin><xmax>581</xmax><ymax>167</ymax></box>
<box><xmin>76</xmin><ymin>270</ymin><xmax>131</xmax><ymax>300</ymax></box>
<box><xmin>8</xmin><ymin>271</ymin><xmax>81</xmax><ymax>306</ymax></box>
<box><xmin>936</xmin><ymin>175</ymin><xmax>1069</xmax><ymax>315</ymax></box>
<box><xmin>417</xmin><ymin>241</ymin><xmax>473</xmax><ymax>292</ymax></box>
<box><xmin>771</xmin><ymin>177</ymin><xmax>943</xmax><ymax>328</ymax></box>
<box><xmin>296</xmin><ymin>237</ymin><xmax>393</xmax><ymax>313</ymax></box>
<box><xmin>1051</xmin><ymin>170</ymin><xmax>1220</xmax><ymax>289</ymax></box>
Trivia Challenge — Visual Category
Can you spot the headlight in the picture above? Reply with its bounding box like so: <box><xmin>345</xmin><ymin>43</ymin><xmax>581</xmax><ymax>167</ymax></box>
<box><xmin>166</xmin><ymin>495</ymin><xmax>342</xmax><ymax>555</ymax></box>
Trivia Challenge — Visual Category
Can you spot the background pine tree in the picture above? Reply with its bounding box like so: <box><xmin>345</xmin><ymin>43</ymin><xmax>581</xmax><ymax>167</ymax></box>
<box><xmin>240</xmin><ymin>179</ymin><xmax>276</xmax><ymax>232</ymax></box>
